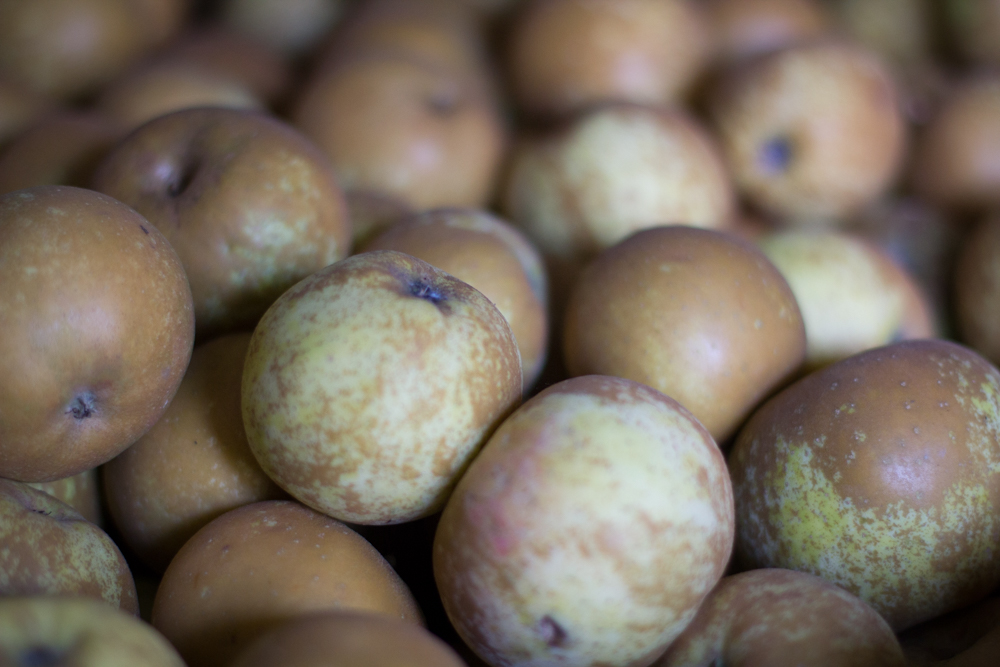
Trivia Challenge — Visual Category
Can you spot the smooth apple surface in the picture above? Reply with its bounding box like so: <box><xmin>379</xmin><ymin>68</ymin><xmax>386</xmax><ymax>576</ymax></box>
<box><xmin>242</xmin><ymin>250</ymin><xmax>522</xmax><ymax>524</ymax></box>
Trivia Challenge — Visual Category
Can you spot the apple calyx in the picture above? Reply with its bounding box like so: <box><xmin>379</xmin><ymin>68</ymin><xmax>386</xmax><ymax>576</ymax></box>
<box><xmin>759</xmin><ymin>135</ymin><xmax>794</xmax><ymax>174</ymax></box>
<box><xmin>539</xmin><ymin>615</ymin><xmax>568</xmax><ymax>648</ymax></box>
<box><xmin>67</xmin><ymin>391</ymin><xmax>97</xmax><ymax>420</ymax></box>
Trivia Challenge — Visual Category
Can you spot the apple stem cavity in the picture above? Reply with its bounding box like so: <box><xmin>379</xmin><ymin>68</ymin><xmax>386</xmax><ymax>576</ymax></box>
<box><xmin>166</xmin><ymin>162</ymin><xmax>197</xmax><ymax>198</ymax></box>
<box><xmin>408</xmin><ymin>279</ymin><xmax>447</xmax><ymax>306</ymax></box>
<box><xmin>758</xmin><ymin>136</ymin><xmax>794</xmax><ymax>175</ymax></box>
<box><xmin>18</xmin><ymin>646</ymin><xmax>64</xmax><ymax>667</ymax></box>
<box><xmin>539</xmin><ymin>615</ymin><xmax>568</xmax><ymax>648</ymax></box>
<box><xmin>67</xmin><ymin>391</ymin><xmax>97</xmax><ymax>420</ymax></box>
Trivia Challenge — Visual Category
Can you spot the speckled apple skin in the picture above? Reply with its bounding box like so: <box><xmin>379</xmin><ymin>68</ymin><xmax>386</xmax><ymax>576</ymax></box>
<box><xmin>729</xmin><ymin>339</ymin><xmax>1000</xmax><ymax>631</ymax></box>
<box><xmin>656</xmin><ymin>568</ymin><xmax>906</xmax><ymax>667</ymax></box>
<box><xmin>0</xmin><ymin>478</ymin><xmax>137</xmax><ymax>615</ymax></box>
<box><xmin>434</xmin><ymin>375</ymin><xmax>734</xmax><ymax>667</ymax></box>
<box><xmin>242</xmin><ymin>250</ymin><xmax>522</xmax><ymax>524</ymax></box>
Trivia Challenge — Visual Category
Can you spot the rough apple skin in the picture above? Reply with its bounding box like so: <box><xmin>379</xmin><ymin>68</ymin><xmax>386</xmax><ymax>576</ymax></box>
<box><xmin>152</xmin><ymin>500</ymin><xmax>422</xmax><ymax>667</ymax></box>
<box><xmin>434</xmin><ymin>375</ymin><xmax>734</xmax><ymax>667</ymax></box>
<box><xmin>729</xmin><ymin>339</ymin><xmax>1000</xmax><ymax>631</ymax></box>
<box><xmin>0</xmin><ymin>478</ymin><xmax>138</xmax><ymax>615</ymax></box>
<box><xmin>242</xmin><ymin>250</ymin><xmax>522</xmax><ymax>525</ymax></box>
<box><xmin>103</xmin><ymin>332</ymin><xmax>287</xmax><ymax>573</ymax></box>
<box><xmin>0</xmin><ymin>185</ymin><xmax>195</xmax><ymax>482</ymax></box>
<box><xmin>230</xmin><ymin>611</ymin><xmax>467</xmax><ymax>667</ymax></box>
<box><xmin>362</xmin><ymin>207</ymin><xmax>549</xmax><ymax>391</ymax></box>
<box><xmin>0</xmin><ymin>597</ymin><xmax>184</xmax><ymax>667</ymax></box>
<box><xmin>656</xmin><ymin>568</ymin><xmax>906</xmax><ymax>667</ymax></box>
<box><xmin>92</xmin><ymin>107</ymin><xmax>351</xmax><ymax>339</ymax></box>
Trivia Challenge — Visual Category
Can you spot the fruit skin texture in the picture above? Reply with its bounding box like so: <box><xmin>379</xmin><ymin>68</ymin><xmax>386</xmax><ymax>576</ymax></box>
<box><xmin>0</xmin><ymin>478</ymin><xmax>138</xmax><ymax>615</ymax></box>
<box><xmin>0</xmin><ymin>596</ymin><xmax>185</xmax><ymax>667</ymax></box>
<box><xmin>242</xmin><ymin>250</ymin><xmax>522</xmax><ymax>525</ymax></box>
<box><xmin>0</xmin><ymin>185</ymin><xmax>195</xmax><ymax>482</ymax></box>
<box><xmin>92</xmin><ymin>107</ymin><xmax>350</xmax><ymax>339</ymax></box>
<box><xmin>434</xmin><ymin>375</ymin><xmax>734</xmax><ymax>667</ymax></box>
<box><xmin>563</xmin><ymin>226</ymin><xmax>805</xmax><ymax>444</ymax></box>
<box><xmin>729</xmin><ymin>339</ymin><xmax>1000</xmax><ymax>631</ymax></box>
<box><xmin>656</xmin><ymin>568</ymin><xmax>906</xmax><ymax>667</ymax></box>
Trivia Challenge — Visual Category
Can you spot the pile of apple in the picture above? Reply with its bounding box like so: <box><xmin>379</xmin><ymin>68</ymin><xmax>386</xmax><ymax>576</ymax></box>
<box><xmin>4</xmin><ymin>0</ymin><xmax>1000</xmax><ymax>665</ymax></box>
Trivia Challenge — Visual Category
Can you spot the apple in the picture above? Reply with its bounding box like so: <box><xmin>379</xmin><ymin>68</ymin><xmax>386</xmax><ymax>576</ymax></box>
<box><xmin>151</xmin><ymin>499</ymin><xmax>422</xmax><ymax>667</ymax></box>
<box><xmin>103</xmin><ymin>332</ymin><xmax>287</xmax><ymax>573</ymax></box>
<box><xmin>757</xmin><ymin>228</ymin><xmax>937</xmax><ymax>370</ymax></box>
<box><xmin>28</xmin><ymin>467</ymin><xmax>103</xmax><ymax>526</ymax></box>
<box><xmin>91</xmin><ymin>106</ymin><xmax>351</xmax><ymax>339</ymax></box>
<box><xmin>242</xmin><ymin>249</ymin><xmax>522</xmax><ymax>524</ymax></box>
<box><xmin>709</xmin><ymin>40</ymin><xmax>906</xmax><ymax>222</ymax></box>
<box><xmin>0</xmin><ymin>185</ymin><xmax>195</xmax><ymax>482</ymax></box>
<box><xmin>230</xmin><ymin>610</ymin><xmax>467</xmax><ymax>667</ymax></box>
<box><xmin>0</xmin><ymin>0</ymin><xmax>161</xmax><ymax>100</ymax></box>
<box><xmin>362</xmin><ymin>207</ymin><xmax>549</xmax><ymax>391</ymax></box>
<box><xmin>94</xmin><ymin>61</ymin><xmax>265</xmax><ymax>132</ymax></box>
<box><xmin>505</xmin><ymin>0</ymin><xmax>711</xmax><ymax>119</ymax></box>
<box><xmin>563</xmin><ymin>225</ymin><xmax>806</xmax><ymax>444</ymax></box>
<box><xmin>899</xmin><ymin>594</ymin><xmax>1000</xmax><ymax>666</ymax></box>
<box><xmin>0</xmin><ymin>596</ymin><xmax>184</xmax><ymax>667</ymax></box>
<box><xmin>434</xmin><ymin>375</ymin><xmax>734</xmax><ymax>667</ymax></box>
<box><xmin>704</xmin><ymin>0</ymin><xmax>831</xmax><ymax>64</ymax></box>
<box><xmin>728</xmin><ymin>338</ymin><xmax>1000</xmax><ymax>631</ymax></box>
<box><xmin>0</xmin><ymin>111</ymin><xmax>125</xmax><ymax>194</ymax></box>
<box><xmin>220</xmin><ymin>0</ymin><xmax>350</xmax><ymax>57</ymax></box>
<box><xmin>655</xmin><ymin>568</ymin><xmax>906</xmax><ymax>666</ymax></box>
<box><xmin>0</xmin><ymin>478</ymin><xmax>138</xmax><ymax>614</ymax></box>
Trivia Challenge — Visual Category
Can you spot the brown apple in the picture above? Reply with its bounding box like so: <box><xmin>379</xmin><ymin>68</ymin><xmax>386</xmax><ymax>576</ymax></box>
<box><xmin>293</xmin><ymin>53</ymin><xmax>506</xmax><ymax>214</ymax></box>
<box><xmin>505</xmin><ymin>0</ymin><xmax>711</xmax><ymax>119</ymax></box>
<box><xmin>0</xmin><ymin>185</ymin><xmax>194</xmax><ymax>482</ymax></box>
<box><xmin>656</xmin><ymin>568</ymin><xmax>906</xmax><ymax>666</ymax></box>
<box><xmin>103</xmin><ymin>332</ymin><xmax>287</xmax><ymax>573</ymax></box>
<box><xmin>705</xmin><ymin>0</ymin><xmax>831</xmax><ymax>64</ymax></box>
<box><xmin>151</xmin><ymin>500</ymin><xmax>422</xmax><ymax>667</ymax></box>
<box><xmin>92</xmin><ymin>107</ymin><xmax>351</xmax><ymax>339</ymax></box>
<box><xmin>242</xmin><ymin>250</ymin><xmax>522</xmax><ymax>524</ymax></box>
<box><xmin>28</xmin><ymin>468</ymin><xmax>103</xmax><ymax>526</ymax></box>
<box><xmin>0</xmin><ymin>596</ymin><xmax>184</xmax><ymax>667</ymax></box>
<box><xmin>0</xmin><ymin>0</ymin><xmax>159</xmax><ymax>100</ymax></box>
<box><xmin>0</xmin><ymin>111</ymin><xmax>125</xmax><ymax>194</ymax></box>
<box><xmin>563</xmin><ymin>225</ymin><xmax>805</xmax><ymax>443</ymax></box>
<box><xmin>230</xmin><ymin>611</ymin><xmax>467</xmax><ymax>667</ymax></box>
<box><xmin>94</xmin><ymin>61</ymin><xmax>265</xmax><ymax>132</ymax></box>
<box><xmin>0</xmin><ymin>478</ymin><xmax>138</xmax><ymax>614</ymax></box>
<box><xmin>910</xmin><ymin>75</ymin><xmax>1000</xmax><ymax>214</ymax></box>
<box><xmin>362</xmin><ymin>208</ymin><xmax>549</xmax><ymax>391</ymax></box>
<box><xmin>220</xmin><ymin>0</ymin><xmax>351</xmax><ymax>57</ymax></box>
<box><xmin>709</xmin><ymin>40</ymin><xmax>906</xmax><ymax>222</ymax></box>
<box><xmin>728</xmin><ymin>338</ymin><xmax>1000</xmax><ymax>631</ymax></box>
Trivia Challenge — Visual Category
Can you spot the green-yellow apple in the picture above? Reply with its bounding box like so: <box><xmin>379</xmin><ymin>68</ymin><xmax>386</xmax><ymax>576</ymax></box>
<box><xmin>0</xmin><ymin>185</ymin><xmax>194</xmax><ymax>482</ymax></box>
<box><xmin>0</xmin><ymin>596</ymin><xmax>184</xmax><ymax>667</ymax></box>
<box><xmin>92</xmin><ymin>107</ymin><xmax>351</xmax><ymax>339</ymax></box>
<box><xmin>434</xmin><ymin>375</ymin><xmax>734</xmax><ymax>667</ymax></box>
<box><xmin>728</xmin><ymin>339</ymin><xmax>1000</xmax><ymax>631</ymax></box>
<box><xmin>242</xmin><ymin>249</ymin><xmax>522</xmax><ymax>524</ymax></box>
<box><xmin>505</xmin><ymin>0</ymin><xmax>710</xmax><ymax>119</ymax></box>
<box><xmin>103</xmin><ymin>332</ymin><xmax>287</xmax><ymax>573</ymax></box>
<box><xmin>0</xmin><ymin>478</ymin><xmax>138</xmax><ymax>614</ymax></box>
<box><xmin>152</xmin><ymin>500</ymin><xmax>422</xmax><ymax>667</ymax></box>
<box><xmin>230</xmin><ymin>611</ymin><xmax>466</xmax><ymax>667</ymax></box>
<box><xmin>656</xmin><ymin>568</ymin><xmax>906</xmax><ymax>666</ymax></box>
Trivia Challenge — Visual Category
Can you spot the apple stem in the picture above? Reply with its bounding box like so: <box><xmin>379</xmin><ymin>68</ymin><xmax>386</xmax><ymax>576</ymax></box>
<box><xmin>67</xmin><ymin>391</ymin><xmax>97</xmax><ymax>420</ymax></box>
<box><xmin>409</xmin><ymin>279</ymin><xmax>446</xmax><ymax>305</ymax></box>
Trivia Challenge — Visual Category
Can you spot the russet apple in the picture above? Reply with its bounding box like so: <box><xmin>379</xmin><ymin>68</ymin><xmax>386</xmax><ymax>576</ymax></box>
<box><xmin>434</xmin><ymin>375</ymin><xmax>734</xmax><ymax>667</ymax></box>
<box><xmin>103</xmin><ymin>332</ymin><xmax>287</xmax><ymax>573</ymax></box>
<box><xmin>0</xmin><ymin>478</ymin><xmax>137</xmax><ymax>614</ymax></box>
<box><xmin>0</xmin><ymin>596</ymin><xmax>184</xmax><ymax>667</ymax></box>
<box><xmin>92</xmin><ymin>107</ymin><xmax>351</xmax><ymax>339</ymax></box>
<box><xmin>656</xmin><ymin>568</ymin><xmax>906</xmax><ymax>666</ymax></box>
<box><xmin>152</xmin><ymin>500</ymin><xmax>422</xmax><ymax>667</ymax></box>
<box><xmin>0</xmin><ymin>185</ymin><xmax>194</xmax><ymax>482</ymax></box>
<box><xmin>729</xmin><ymin>339</ymin><xmax>1000</xmax><ymax>631</ymax></box>
<box><xmin>242</xmin><ymin>249</ymin><xmax>522</xmax><ymax>524</ymax></box>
